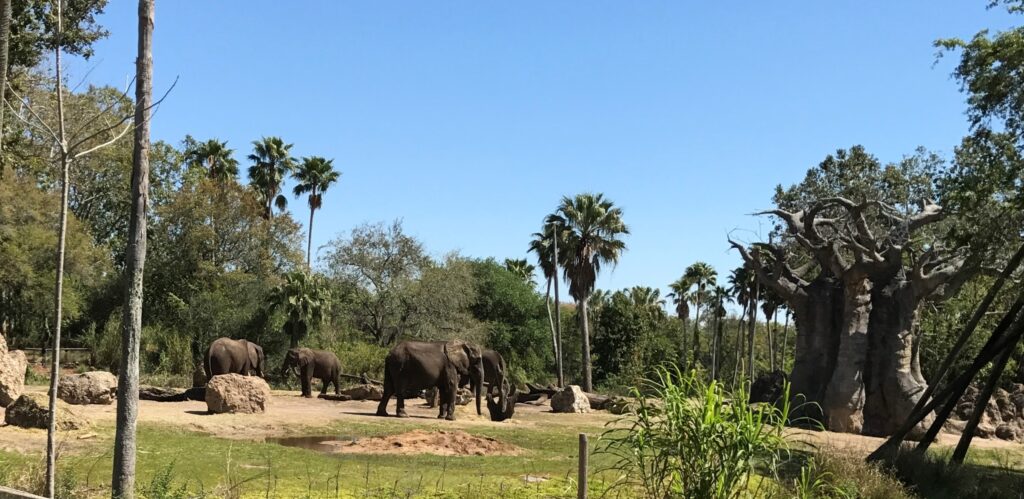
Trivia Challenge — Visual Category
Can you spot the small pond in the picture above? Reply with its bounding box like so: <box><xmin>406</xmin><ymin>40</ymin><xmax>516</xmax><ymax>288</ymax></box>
<box><xmin>266</xmin><ymin>435</ymin><xmax>358</xmax><ymax>453</ymax></box>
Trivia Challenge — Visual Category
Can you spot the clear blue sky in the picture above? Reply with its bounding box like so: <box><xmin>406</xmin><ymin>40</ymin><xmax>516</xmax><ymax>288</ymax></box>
<box><xmin>70</xmin><ymin>1</ymin><xmax>1016</xmax><ymax>300</ymax></box>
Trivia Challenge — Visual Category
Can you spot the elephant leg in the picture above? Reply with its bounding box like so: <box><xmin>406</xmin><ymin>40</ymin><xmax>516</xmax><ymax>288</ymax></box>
<box><xmin>333</xmin><ymin>371</ymin><xmax>341</xmax><ymax>395</ymax></box>
<box><xmin>444</xmin><ymin>383</ymin><xmax>457</xmax><ymax>421</ymax></box>
<box><xmin>396</xmin><ymin>393</ymin><xmax>408</xmax><ymax>418</ymax></box>
<box><xmin>319</xmin><ymin>378</ymin><xmax>329</xmax><ymax>396</ymax></box>
<box><xmin>436</xmin><ymin>384</ymin><xmax>448</xmax><ymax>419</ymax></box>
<box><xmin>301</xmin><ymin>373</ymin><xmax>312</xmax><ymax>398</ymax></box>
<box><xmin>376</xmin><ymin>376</ymin><xmax>393</xmax><ymax>416</ymax></box>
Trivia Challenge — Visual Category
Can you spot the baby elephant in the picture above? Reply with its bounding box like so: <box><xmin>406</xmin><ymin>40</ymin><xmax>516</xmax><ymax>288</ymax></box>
<box><xmin>281</xmin><ymin>348</ymin><xmax>342</xmax><ymax>398</ymax></box>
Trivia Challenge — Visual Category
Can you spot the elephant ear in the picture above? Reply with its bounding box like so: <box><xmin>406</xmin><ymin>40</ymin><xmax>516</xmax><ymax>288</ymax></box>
<box><xmin>443</xmin><ymin>341</ymin><xmax>470</xmax><ymax>374</ymax></box>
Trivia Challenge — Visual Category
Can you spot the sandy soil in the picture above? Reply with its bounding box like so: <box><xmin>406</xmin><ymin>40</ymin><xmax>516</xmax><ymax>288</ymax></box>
<box><xmin>0</xmin><ymin>385</ymin><xmax>1019</xmax><ymax>457</ymax></box>
<box><xmin>324</xmin><ymin>429</ymin><xmax>523</xmax><ymax>456</ymax></box>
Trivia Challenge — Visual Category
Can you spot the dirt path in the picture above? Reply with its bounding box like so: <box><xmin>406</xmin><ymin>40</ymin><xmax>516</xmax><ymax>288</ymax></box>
<box><xmin>1</xmin><ymin>385</ymin><xmax>1018</xmax><ymax>457</ymax></box>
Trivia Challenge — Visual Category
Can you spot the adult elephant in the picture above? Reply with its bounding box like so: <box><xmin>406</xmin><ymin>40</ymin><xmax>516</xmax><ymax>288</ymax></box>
<box><xmin>281</xmin><ymin>348</ymin><xmax>342</xmax><ymax>398</ymax></box>
<box><xmin>376</xmin><ymin>340</ymin><xmax>483</xmax><ymax>420</ymax></box>
<box><xmin>434</xmin><ymin>349</ymin><xmax>507</xmax><ymax>417</ymax></box>
<box><xmin>204</xmin><ymin>337</ymin><xmax>265</xmax><ymax>382</ymax></box>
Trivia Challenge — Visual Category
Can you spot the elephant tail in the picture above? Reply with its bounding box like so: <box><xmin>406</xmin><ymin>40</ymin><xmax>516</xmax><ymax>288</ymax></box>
<box><xmin>203</xmin><ymin>352</ymin><xmax>212</xmax><ymax>384</ymax></box>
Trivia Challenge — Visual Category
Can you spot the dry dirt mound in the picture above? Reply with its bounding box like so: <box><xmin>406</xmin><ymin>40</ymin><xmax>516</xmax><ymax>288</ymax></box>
<box><xmin>329</xmin><ymin>429</ymin><xmax>521</xmax><ymax>456</ymax></box>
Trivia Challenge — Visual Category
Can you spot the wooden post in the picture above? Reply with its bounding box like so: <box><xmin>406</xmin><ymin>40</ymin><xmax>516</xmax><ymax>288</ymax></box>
<box><xmin>578</xmin><ymin>433</ymin><xmax>588</xmax><ymax>499</ymax></box>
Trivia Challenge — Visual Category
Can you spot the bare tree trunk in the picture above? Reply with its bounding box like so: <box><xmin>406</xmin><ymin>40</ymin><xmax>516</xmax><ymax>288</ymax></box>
<box><xmin>553</xmin><ymin>237</ymin><xmax>563</xmax><ymax>388</ymax></box>
<box><xmin>710</xmin><ymin>312</ymin><xmax>718</xmax><ymax>381</ymax></box>
<box><xmin>692</xmin><ymin>291</ymin><xmax>701</xmax><ymax>368</ymax></box>
<box><xmin>544</xmin><ymin>279</ymin><xmax>559</xmax><ymax>383</ymax></box>
<box><xmin>306</xmin><ymin>201</ymin><xmax>315</xmax><ymax>270</ymax></box>
<box><xmin>747</xmin><ymin>286</ymin><xmax>757</xmax><ymax>382</ymax></box>
<box><xmin>781</xmin><ymin>310</ymin><xmax>790</xmax><ymax>369</ymax></box>
<box><xmin>766</xmin><ymin>311</ymin><xmax>776</xmax><ymax>372</ymax></box>
<box><xmin>0</xmin><ymin>0</ymin><xmax>11</xmax><ymax>159</ymax></box>
<box><xmin>580</xmin><ymin>297</ymin><xmax>592</xmax><ymax>392</ymax></box>
<box><xmin>112</xmin><ymin>1</ymin><xmax>153</xmax><ymax>497</ymax></box>
<box><xmin>46</xmin><ymin>5</ymin><xmax>69</xmax><ymax>494</ymax></box>
<box><xmin>823</xmin><ymin>277</ymin><xmax>871</xmax><ymax>433</ymax></box>
<box><xmin>732</xmin><ymin>307</ymin><xmax>745</xmax><ymax>387</ymax></box>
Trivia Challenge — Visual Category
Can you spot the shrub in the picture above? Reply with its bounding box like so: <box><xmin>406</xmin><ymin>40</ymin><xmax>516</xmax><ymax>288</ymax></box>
<box><xmin>598</xmin><ymin>366</ymin><xmax>791</xmax><ymax>498</ymax></box>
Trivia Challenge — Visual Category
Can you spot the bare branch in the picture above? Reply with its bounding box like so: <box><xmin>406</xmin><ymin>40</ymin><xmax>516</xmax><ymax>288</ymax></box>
<box><xmin>5</xmin><ymin>83</ymin><xmax>61</xmax><ymax>145</ymax></box>
<box><xmin>728</xmin><ymin>237</ymin><xmax>802</xmax><ymax>300</ymax></box>
<box><xmin>69</xmin><ymin>76</ymin><xmax>177</xmax><ymax>154</ymax></box>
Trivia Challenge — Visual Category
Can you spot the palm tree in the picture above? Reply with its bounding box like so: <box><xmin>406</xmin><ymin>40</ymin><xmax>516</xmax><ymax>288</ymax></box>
<box><xmin>728</xmin><ymin>267</ymin><xmax>753</xmax><ymax>384</ymax></box>
<box><xmin>266</xmin><ymin>271</ymin><xmax>331</xmax><ymax>348</ymax></box>
<box><xmin>628</xmin><ymin>286</ymin><xmax>666</xmax><ymax>320</ymax></box>
<box><xmin>503</xmin><ymin>258</ymin><xmax>536</xmax><ymax>284</ymax></box>
<box><xmin>709</xmin><ymin>285</ymin><xmax>732</xmax><ymax>381</ymax></box>
<box><xmin>553</xmin><ymin>193</ymin><xmax>629</xmax><ymax>392</ymax></box>
<box><xmin>667</xmin><ymin>277</ymin><xmax>692</xmax><ymax>367</ymax></box>
<box><xmin>529</xmin><ymin>224</ymin><xmax>565</xmax><ymax>386</ymax></box>
<box><xmin>247</xmin><ymin>136</ymin><xmax>296</xmax><ymax>219</ymax></box>
<box><xmin>184</xmin><ymin>138</ymin><xmax>239</xmax><ymax>184</ymax></box>
<box><xmin>292</xmin><ymin>156</ymin><xmax>340</xmax><ymax>268</ymax></box>
<box><xmin>682</xmin><ymin>262</ymin><xmax>717</xmax><ymax>368</ymax></box>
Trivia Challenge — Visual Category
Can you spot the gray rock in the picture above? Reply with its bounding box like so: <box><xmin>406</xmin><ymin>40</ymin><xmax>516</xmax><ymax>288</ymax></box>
<box><xmin>0</xmin><ymin>335</ymin><xmax>27</xmax><ymax>407</ymax></box>
<box><xmin>205</xmin><ymin>374</ymin><xmax>271</xmax><ymax>414</ymax></box>
<box><xmin>4</xmin><ymin>393</ymin><xmax>87</xmax><ymax>430</ymax></box>
<box><xmin>58</xmin><ymin>371</ymin><xmax>117</xmax><ymax>405</ymax></box>
<box><xmin>550</xmin><ymin>385</ymin><xmax>590</xmax><ymax>413</ymax></box>
<box><xmin>339</xmin><ymin>383</ymin><xmax>383</xmax><ymax>401</ymax></box>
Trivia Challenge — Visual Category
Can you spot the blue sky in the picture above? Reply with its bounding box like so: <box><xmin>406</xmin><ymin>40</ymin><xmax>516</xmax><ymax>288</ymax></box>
<box><xmin>69</xmin><ymin>1</ymin><xmax>1016</xmax><ymax>299</ymax></box>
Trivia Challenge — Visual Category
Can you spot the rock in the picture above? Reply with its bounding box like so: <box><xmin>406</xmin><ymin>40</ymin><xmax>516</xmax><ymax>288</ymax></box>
<box><xmin>550</xmin><ymin>385</ymin><xmax>590</xmax><ymax>413</ymax></box>
<box><xmin>1011</xmin><ymin>392</ymin><xmax>1024</xmax><ymax>416</ymax></box>
<box><xmin>0</xmin><ymin>348</ymin><xmax>27</xmax><ymax>407</ymax></box>
<box><xmin>944</xmin><ymin>418</ymin><xmax>967</xmax><ymax>434</ymax></box>
<box><xmin>455</xmin><ymin>388</ymin><xmax>473</xmax><ymax>406</ymax></box>
<box><xmin>975</xmin><ymin>421</ymin><xmax>996</xmax><ymax>438</ymax></box>
<box><xmin>995</xmin><ymin>423</ymin><xmax>1019</xmax><ymax>441</ymax></box>
<box><xmin>139</xmin><ymin>385</ymin><xmax>185</xmax><ymax>401</ymax></box>
<box><xmin>339</xmin><ymin>384</ymin><xmax>383</xmax><ymax>401</ymax></box>
<box><xmin>58</xmin><ymin>371</ymin><xmax>117</xmax><ymax>405</ymax></box>
<box><xmin>205</xmin><ymin>374</ymin><xmax>271</xmax><ymax>414</ymax></box>
<box><xmin>4</xmin><ymin>393</ymin><xmax>87</xmax><ymax>430</ymax></box>
<box><xmin>994</xmin><ymin>389</ymin><xmax>1015</xmax><ymax>421</ymax></box>
<box><xmin>749</xmin><ymin>370</ymin><xmax>788</xmax><ymax>404</ymax></box>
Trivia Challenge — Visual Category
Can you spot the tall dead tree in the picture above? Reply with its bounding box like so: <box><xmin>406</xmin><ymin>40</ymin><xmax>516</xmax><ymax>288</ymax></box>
<box><xmin>111</xmin><ymin>0</ymin><xmax>153</xmax><ymax>497</ymax></box>
<box><xmin>732</xmin><ymin>196</ymin><xmax>980</xmax><ymax>434</ymax></box>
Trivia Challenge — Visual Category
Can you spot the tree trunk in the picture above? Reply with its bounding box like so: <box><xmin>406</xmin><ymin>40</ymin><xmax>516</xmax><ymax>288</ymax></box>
<box><xmin>112</xmin><ymin>1</ymin><xmax>154</xmax><ymax>497</ymax></box>
<box><xmin>580</xmin><ymin>297</ymin><xmax>592</xmax><ymax>392</ymax></box>
<box><xmin>766</xmin><ymin>311</ymin><xmax>776</xmax><ymax>372</ymax></box>
<box><xmin>0</xmin><ymin>0</ymin><xmax>11</xmax><ymax>159</ymax></box>
<box><xmin>787</xmin><ymin>276</ymin><xmax>842</xmax><ymax>425</ymax></box>
<box><xmin>306</xmin><ymin>202</ymin><xmax>315</xmax><ymax>270</ymax></box>
<box><xmin>862</xmin><ymin>281</ymin><xmax>930</xmax><ymax>437</ymax></box>
<box><xmin>544</xmin><ymin>279</ymin><xmax>559</xmax><ymax>384</ymax></box>
<box><xmin>823</xmin><ymin>276</ymin><xmax>871</xmax><ymax>433</ymax></box>
<box><xmin>46</xmin><ymin>6</ymin><xmax>70</xmax><ymax>493</ymax></box>
<box><xmin>732</xmin><ymin>308</ymin><xmax>745</xmax><ymax>387</ymax></box>
<box><xmin>781</xmin><ymin>310</ymin><xmax>790</xmax><ymax>369</ymax></box>
<box><xmin>692</xmin><ymin>291</ymin><xmax>701</xmax><ymax>368</ymax></box>
<box><xmin>681</xmin><ymin>313</ymin><xmax>689</xmax><ymax>371</ymax></box>
<box><xmin>747</xmin><ymin>289</ymin><xmax>757</xmax><ymax>382</ymax></box>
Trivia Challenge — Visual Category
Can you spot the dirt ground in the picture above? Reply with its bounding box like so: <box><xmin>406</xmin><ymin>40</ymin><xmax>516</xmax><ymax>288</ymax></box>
<box><xmin>0</xmin><ymin>385</ymin><xmax>1018</xmax><ymax>457</ymax></box>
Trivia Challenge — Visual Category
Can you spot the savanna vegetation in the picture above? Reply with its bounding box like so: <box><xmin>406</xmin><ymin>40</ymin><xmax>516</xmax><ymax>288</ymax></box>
<box><xmin>1</xmin><ymin>0</ymin><xmax>1024</xmax><ymax>498</ymax></box>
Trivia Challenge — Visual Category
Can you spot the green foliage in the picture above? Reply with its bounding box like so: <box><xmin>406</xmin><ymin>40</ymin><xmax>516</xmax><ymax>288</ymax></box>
<box><xmin>183</xmin><ymin>136</ymin><xmax>239</xmax><ymax>183</ymax></box>
<box><xmin>140</xmin><ymin>461</ymin><xmax>193</xmax><ymax>499</ymax></box>
<box><xmin>7</xmin><ymin>0</ymin><xmax>108</xmax><ymax>73</ymax></box>
<box><xmin>592</xmin><ymin>288</ymin><xmax>670</xmax><ymax>386</ymax></box>
<box><xmin>548</xmin><ymin>193</ymin><xmax>629</xmax><ymax>302</ymax></box>
<box><xmin>266</xmin><ymin>271</ymin><xmax>331</xmax><ymax>348</ymax></box>
<box><xmin>247</xmin><ymin>136</ymin><xmax>296</xmax><ymax>218</ymax></box>
<box><xmin>598</xmin><ymin>367</ymin><xmax>791</xmax><ymax>498</ymax></box>
<box><xmin>469</xmin><ymin>258</ymin><xmax>551</xmax><ymax>383</ymax></box>
<box><xmin>291</xmin><ymin>156</ymin><xmax>340</xmax><ymax>212</ymax></box>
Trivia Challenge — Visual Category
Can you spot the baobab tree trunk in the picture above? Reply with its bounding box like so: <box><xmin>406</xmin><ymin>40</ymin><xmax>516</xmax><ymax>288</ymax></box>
<box><xmin>112</xmin><ymin>1</ymin><xmax>153</xmax><ymax>497</ymax></box>
<box><xmin>862</xmin><ymin>281</ymin><xmax>929</xmax><ymax>437</ymax></box>
<box><xmin>580</xmin><ymin>297</ymin><xmax>592</xmax><ymax>392</ymax></box>
<box><xmin>785</xmin><ymin>276</ymin><xmax>842</xmax><ymax>425</ymax></box>
<box><xmin>823</xmin><ymin>276</ymin><xmax>872</xmax><ymax>433</ymax></box>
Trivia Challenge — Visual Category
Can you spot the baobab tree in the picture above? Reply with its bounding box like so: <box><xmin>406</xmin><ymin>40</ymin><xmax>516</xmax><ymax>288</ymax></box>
<box><xmin>730</xmin><ymin>147</ymin><xmax>990</xmax><ymax>435</ymax></box>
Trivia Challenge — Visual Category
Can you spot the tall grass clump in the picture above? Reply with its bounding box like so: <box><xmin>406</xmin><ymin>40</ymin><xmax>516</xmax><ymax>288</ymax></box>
<box><xmin>598</xmin><ymin>365</ymin><xmax>791</xmax><ymax>498</ymax></box>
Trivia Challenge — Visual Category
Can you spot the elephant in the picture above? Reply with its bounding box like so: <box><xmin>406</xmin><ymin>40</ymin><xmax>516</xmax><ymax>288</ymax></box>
<box><xmin>434</xmin><ymin>348</ymin><xmax>507</xmax><ymax>418</ymax></box>
<box><xmin>281</xmin><ymin>348</ymin><xmax>342</xmax><ymax>398</ymax></box>
<box><xmin>204</xmin><ymin>337</ymin><xmax>265</xmax><ymax>382</ymax></box>
<box><xmin>486</xmin><ymin>381</ymin><xmax>517</xmax><ymax>422</ymax></box>
<box><xmin>376</xmin><ymin>340</ymin><xmax>483</xmax><ymax>420</ymax></box>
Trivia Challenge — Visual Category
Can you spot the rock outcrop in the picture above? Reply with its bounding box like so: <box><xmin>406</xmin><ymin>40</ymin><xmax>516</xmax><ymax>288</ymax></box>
<box><xmin>550</xmin><ymin>385</ymin><xmax>590</xmax><ymax>413</ymax></box>
<box><xmin>948</xmin><ymin>383</ymin><xmax>1024</xmax><ymax>442</ymax></box>
<box><xmin>0</xmin><ymin>335</ymin><xmax>28</xmax><ymax>407</ymax></box>
<box><xmin>4</xmin><ymin>393</ymin><xmax>87</xmax><ymax>430</ymax></box>
<box><xmin>205</xmin><ymin>374</ymin><xmax>271</xmax><ymax>414</ymax></box>
<box><xmin>58</xmin><ymin>371</ymin><xmax>117</xmax><ymax>405</ymax></box>
<box><xmin>339</xmin><ymin>383</ymin><xmax>383</xmax><ymax>401</ymax></box>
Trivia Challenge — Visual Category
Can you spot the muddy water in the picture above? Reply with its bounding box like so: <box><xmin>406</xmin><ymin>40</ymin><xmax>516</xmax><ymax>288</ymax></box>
<box><xmin>266</xmin><ymin>435</ymin><xmax>357</xmax><ymax>453</ymax></box>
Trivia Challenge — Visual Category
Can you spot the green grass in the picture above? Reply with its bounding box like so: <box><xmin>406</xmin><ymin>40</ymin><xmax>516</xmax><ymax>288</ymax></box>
<box><xmin>0</xmin><ymin>419</ymin><xmax>620</xmax><ymax>498</ymax></box>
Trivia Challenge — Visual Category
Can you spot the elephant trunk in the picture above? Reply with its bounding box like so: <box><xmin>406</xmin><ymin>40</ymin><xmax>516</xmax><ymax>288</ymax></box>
<box><xmin>473</xmin><ymin>363</ymin><xmax>484</xmax><ymax>416</ymax></box>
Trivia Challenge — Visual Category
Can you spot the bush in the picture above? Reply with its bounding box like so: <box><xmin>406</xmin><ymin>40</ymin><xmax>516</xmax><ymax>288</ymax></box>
<box><xmin>598</xmin><ymin>366</ymin><xmax>791</xmax><ymax>498</ymax></box>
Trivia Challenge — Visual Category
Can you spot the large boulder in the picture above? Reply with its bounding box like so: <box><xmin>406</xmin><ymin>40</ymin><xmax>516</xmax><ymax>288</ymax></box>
<box><xmin>205</xmin><ymin>374</ymin><xmax>271</xmax><ymax>414</ymax></box>
<box><xmin>550</xmin><ymin>385</ymin><xmax>590</xmax><ymax>413</ymax></box>
<box><xmin>0</xmin><ymin>335</ymin><xmax>28</xmax><ymax>407</ymax></box>
<box><xmin>339</xmin><ymin>384</ymin><xmax>383</xmax><ymax>401</ymax></box>
<box><xmin>58</xmin><ymin>371</ymin><xmax>117</xmax><ymax>405</ymax></box>
<box><xmin>4</xmin><ymin>393</ymin><xmax>87</xmax><ymax>430</ymax></box>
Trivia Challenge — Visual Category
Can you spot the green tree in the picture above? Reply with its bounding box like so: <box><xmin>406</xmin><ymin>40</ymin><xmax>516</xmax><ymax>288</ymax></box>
<box><xmin>682</xmin><ymin>262</ymin><xmax>717</xmax><ymax>368</ymax></box>
<box><xmin>667</xmin><ymin>277</ymin><xmax>691</xmax><ymax>364</ymax></box>
<box><xmin>247</xmin><ymin>136</ymin><xmax>295</xmax><ymax>219</ymax></box>
<box><xmin>292</xmin><ymin>156</ymin><xmax>340</xmax><ymax>268</ymax></box>
<box><xmin>267</xmin><ymin>271</ymin><xmax>331</xmax><ymax>349</ymax></box>
<box><xmin>503</xmin><ymin>257</ymin><xmax>536</xmax><ymax>284</ymax></box>
<box><xmin>183</xmin><ymin>137</ymin><xmax>238</xmax><ymax>184</ymax></box>
<box><xmin>550</xmin><ymin>193</ymin><xmax>629</xmax><ymax>392</ymax></box>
